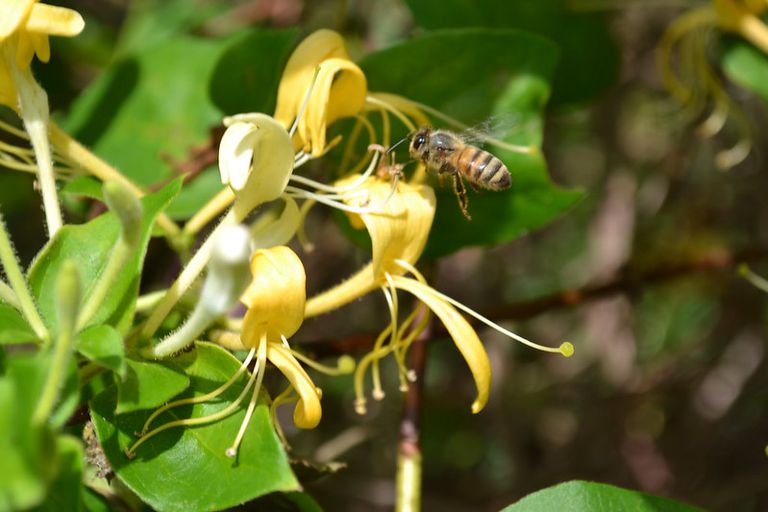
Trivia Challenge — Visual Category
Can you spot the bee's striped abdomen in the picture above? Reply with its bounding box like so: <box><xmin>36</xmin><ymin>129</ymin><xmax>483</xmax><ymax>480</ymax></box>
<box><xmin>455</xmin><ymin>145</ymin><xmax>511</xmax><ymax>190</ymax></box>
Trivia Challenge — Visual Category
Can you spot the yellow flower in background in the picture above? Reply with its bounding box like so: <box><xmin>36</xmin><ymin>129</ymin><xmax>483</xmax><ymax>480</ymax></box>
<box><xmin>274</xmin><ymin>29</ymin><xmax>367</xmax><ymax>157</ymax></box>
<box><xmin>0</xmin><ymin>0</ymin><xmax>84</xmax><ymax>108</ymax></box>
<box><xmin>305</xmin><ymin>176</ymin><xmax>573</xmax><ymax>415</ymax></box>
<box><xmin>658</xmin><ymin>0</ymin><xmax>768</xmax><ymax>168</ymax></box>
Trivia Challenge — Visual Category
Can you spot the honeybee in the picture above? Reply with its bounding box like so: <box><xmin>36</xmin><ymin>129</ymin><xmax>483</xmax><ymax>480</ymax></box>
<box><xmin>408</xmin><ymin>127</ymin><xmax>511</xmax><ymax>220</ymax></box>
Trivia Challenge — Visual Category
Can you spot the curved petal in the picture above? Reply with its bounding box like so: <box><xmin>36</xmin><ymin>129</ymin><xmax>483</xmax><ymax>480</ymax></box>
<box><xmin>274</xmin><ymin>29</ymin><xmax>367</xmax><ymax>155</ymax></box>
<box><xmin>240</xmin><ymin>246</ymin><xmax>306</xmax><ymax>346</ymax></box>
<box><xmin>26</xmin><ymin>4</ymin><xmax>85</xmax><ymax>37</ymax></box>
<box><xmin>218</xmin><ymin>113</ymin><xmax>294</xmax><ymax>219</ymax></box>
<box><xmin>392</xmin><ymin>275</ymin><xmax>491</xmax><ymax>414</ymax></box>
<box><xmin>267</xmin><ymin>342</ymin><xmax>322</xmax><ymax>429</ymax></box>
<box><xmin>0</xmin><ymin>0</ymin><xmax>34</xmax><ymax>39</ymax></box>
<box><xmin>250</xmin><ymin>196</ymin><xmax>301</xmax><ymax>250</ymax></box>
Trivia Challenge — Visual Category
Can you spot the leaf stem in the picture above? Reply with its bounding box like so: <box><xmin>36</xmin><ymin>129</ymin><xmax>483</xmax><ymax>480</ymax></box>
<box><xmin>0</xmin><ymin>278</ymin><xmax>20</xmax><ymax>309</ymax></box>
<box><xmin>0</xmin><ymin>214</ymin><xmax>47</xmax><ymax>342</ymax></box>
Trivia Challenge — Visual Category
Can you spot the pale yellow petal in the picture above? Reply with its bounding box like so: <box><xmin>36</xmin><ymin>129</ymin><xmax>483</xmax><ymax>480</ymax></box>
<box><xmin>240</xmin><ymin>246</ymin><xmax>306</xmax><ymax>346</ymax></box>
<box><xmin>274</xmin><ymin>29</ymin><xmax>349</xmax><ymax>128</ymax></box>
<box><xmin>218</xmin><ymin>113</ymin><xmax>294</xmax><ymax>219</ymax></box>
<box><xmin>26</xmin><ymin>4</ymin><xmax>85</xmax><ymax>37</ymax></box>
<box><xmin>392</xmin><ymin>275</ymin><xmax>491</xmax><ymax>414</ymax></box>
<box><xmin>267</xmin><ymin>342</ymin><xmax>322</xmax><ymax>429</ymax></box>
<box><xmin>0</xmin><ymin>0</ymin><xmax>35</xmax><ymax>39</ymax></box>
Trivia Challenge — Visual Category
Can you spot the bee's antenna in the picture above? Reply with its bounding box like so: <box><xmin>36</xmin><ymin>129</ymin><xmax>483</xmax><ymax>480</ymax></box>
<box><xmin>386</xmin><ymin>136</ymin><xmax>409</xmax><ymax>155</ymax></box>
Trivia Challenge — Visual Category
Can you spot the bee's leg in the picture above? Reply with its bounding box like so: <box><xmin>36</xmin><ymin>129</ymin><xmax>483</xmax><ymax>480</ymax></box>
<box><xmin>468</xmin><ymin>180</ymin><xmax>481</xmax><ymax>193</ymax></box>
<box><xmin>452</xmin><ymin>174</ymin><xmax>471</xmax><ymax>220</ymax></box>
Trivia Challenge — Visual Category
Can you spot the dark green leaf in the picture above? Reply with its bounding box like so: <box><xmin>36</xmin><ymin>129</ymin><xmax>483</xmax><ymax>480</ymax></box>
<box><xmin>501</xmin><ymin>480</ymin><xmax>704</xmax><ymax>512</ymax></box>
<box><xmin>116</xmin><ymin>358</ymin><xmax>189</xmax><ymax>414</ymax></box>
<box><xmin>722</xmin><ymin>36</ymin><xmax>768</xmax><ymax>102</ymax></box>
<box><xmin>76</xmin><ymin>325</ymin><xmax>126</xmax><ymax>377</ymax></box>
<box><xmin>425</xmin><ymin>74</ymin><xmax>582</xmax><ymax>257</ymax></box>
<box><xmin>35</xmin><ymin>435</ymin><xmax>85</xmax><ymax>512</ymax></box>
<box><xmin>401</xmin><ymin>0</ymin><xmax>619</xmax><ymax>105</ymax></box>
<box><xmin>361</xmin><ymin>28</ymin><xmax>558</xmax><ymax>124</ymax></box>
<box><xmin>28</xmin><ymin>179</ymin><xmax>181</xmax><ymax>334</ymax></box>
<box><xmin>0</xmin><ymin>304</ymin><xmax>39</xmax><ymax>345</ymax></box>
<box><xmin>90</xmin><ymin>342</ymin><xmax>299</xmax><ymax>512</ymax></box>
<box><xmin>250</xmin><ymin>491</ymin><xmax>324</xmax><ymax>512</ymax></box>
<box><xmin>209</xmin><ymin>27</ymin><xmax>300</xmax><ymax>115</ymax></box>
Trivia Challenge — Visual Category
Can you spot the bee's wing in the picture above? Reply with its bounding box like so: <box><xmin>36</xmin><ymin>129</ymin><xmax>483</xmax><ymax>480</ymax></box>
<box><xmin>459</xmin><ymin>115</ymin><xmax>519</xmax><ymax>144</ymax></box>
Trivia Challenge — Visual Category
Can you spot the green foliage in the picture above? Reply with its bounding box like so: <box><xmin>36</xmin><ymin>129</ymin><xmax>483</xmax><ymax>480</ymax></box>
<box><xmin>90</xmin><ymin>343</ymin><xmax>299</xmax><ymax>512</ymax></box>
<box><xmin>722</xmin><ymin>36</ymin><xmax>768</xmax><ymax>103</ymax></box>
<box><xmin>358</xmin><ymin>29</ymin><xmax>582</xmax><ymax>257</ymax></box>
<box><xmin>76</xmin><ymin>324</ymin><xmax>127</xmax><ymax>376</ymax></box>
<box><xmin>501</xmin><ymin>480</ymin><xmax>704</xmax><ymax>512</ymax></box>
<box><xmin>401</xmin><ymin>0</ymin><xmax>619</xmax><ymax>105</ymax></box>
<box><xmin>0</xmin><ymin>304</ymin><xmax>38</xmax><ymax>345</ymax></box>
<box><xmin>28</xmin><ymin>179</ymin><xmax>180</xmax><ymax>333</ymax></box>
<box><xmin>116</xmin><ymin>358</ymin><xmax>189</xmax><ymax>414</ymax></box>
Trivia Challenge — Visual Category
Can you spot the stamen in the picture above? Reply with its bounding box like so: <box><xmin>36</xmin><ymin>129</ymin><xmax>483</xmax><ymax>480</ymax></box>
<box><xmin>285</xmin><ymin>170</ymin><xmax>399</xmax><ymax>215</ymax></box>
<box><xmin>370</xmin><ymin>284</ymin><xmax>398</xmax><ymax>400</ymax></box>
<box><xmin>226</xmin><ymin>336</ymin><xmax>268</xmax><ymax>457</ymax></box>
<box><xmin>140</xmin><ymin>347</ymin><xmax>257</xmax><ymax>435</ymax></box>
<box><xmin>739</xmin><ymin>264</ymin><xmax>768</xmax><ymax>293</ymax></box>
<box><xmin>290</xmin><ymin>150</ymin><xmax>381</xmax><ymax>194</ymax></box>
<box><xmin>289</xmin><ymin>66</ymin><xmax>321</xmax><ymax>138</ymax></box>
<box><xmin>297</xmin><ymin>199</ymin><xmax>316</xmax><ymax>252</ymax></box>
<box><xmin>380</xmin><ymin>108</ymin><xmax>391</xmax><ymax>148</ymax></box>
<box><xmin>394</xmin><ymin>259</ymin><xmax>574</xmax><ymax>357</ymax></box>
<box><xmin>716</xmin><ymin>139</ymin><xmax>751</xmax><ymax>169</ymax></box>
<box><xmin>341</xmin><ymin>114</ymin><xmax>377</xmax><ymax>175</ymax></box>
<box><xmin>126</xmin><ymin>347</ymin><xmax>258</xmax><ymax>458</ymax></box>
<box><xmin>354</xmin><ymin>324</ymin><xmax>394</xmax><ymax>415</ymax></box>
<box><xmin>288</xmin><ymin>347</ymin><xmax>355</xmax><ymax>376</ymax></box>
<box><xmin>365</xmin><ymin>95</ymin><xmax>417</xmax><ymax>132</ymax></box>
<box><xmin>269</xmin><ymin>385</ymin><xmax>296</xmax><ymax>447</ymax></box>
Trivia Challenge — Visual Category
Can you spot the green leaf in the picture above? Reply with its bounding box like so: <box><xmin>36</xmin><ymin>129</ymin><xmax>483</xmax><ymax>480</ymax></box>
<box><xmin>425</xmin><ymin>74</ymin><xmax>582</xmax><ymax>257</ymax></box>
<box><xmin>361</xmin><ymin>28</ymin><xmax>558</xmax><ymax>124</ymax></box>
<box><xmin>60</xmin><ymin>176</ymin><xmax>104</xmax><ymax>201</ymax></box>
<box><xmin>28</xmin><ymin>180</ymin><xmax>181</xmax><ymax>334</ymax></box>
<box><xmin>0</xmin><ymin>357</ymin><xmax>58</xmax><ymax>511</ymax></box>
<box><xmin>0</xmin><ymin>304</ymin><xmax>38</xmax><ymax>345</ymax></box>
<box><xmin>357</xmin><ymin>33</ymin><xmax>582</xmax><ymax>256</ymax></box>
<box><xmin>209</xmin><ymin>28</ymin><xmax>300</xmax><ymax>115</ymax></box>
<box><xmin>501</xmin><ymin>480</ymin><xmax>704</xmax><ymax>512</ymax></box>
<box><xmin>90</xmin><ymin>343</ymin><xmax>299</xmax><ymax>512</ymax></box>
<box><xmin>76</xmin><ymin>325</ymin><xmax>126</xmax><ymax>376</ymax></box>
<box><xmin>63</xmin><ymin>34</ymin><xmax>235</xmax><ymax>219</ymax></box>
<box><xmin>116</xmin><ymin>358</ymin><xmax>189</xmax><ymax>414</ymax></box>
<box><xmin>401</xmin><ymin>0</ymin><xmax>619</xmax><ymax>105</ymax></box>
<box><xmin>35</xmin><ymin>435</ymin><xmax>85</xmax><ymax>512</ymax></box>
<box><xmin>722</xmin><ymin>36</ymin><xmax>768</xmax><ymax>102</ymax></box>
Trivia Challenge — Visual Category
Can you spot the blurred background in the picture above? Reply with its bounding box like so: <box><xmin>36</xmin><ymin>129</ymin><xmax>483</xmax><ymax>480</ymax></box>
<box><xmin>3</xmin><ymin>0</ymin><xmax>768</xmax><ymax>510</ymax></box>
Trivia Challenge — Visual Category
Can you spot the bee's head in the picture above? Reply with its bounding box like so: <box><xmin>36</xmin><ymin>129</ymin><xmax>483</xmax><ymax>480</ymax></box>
<box><xmin>409</xmin><ymin>127</ymin><xmax>431</xmax><ymax>159</ymax></box>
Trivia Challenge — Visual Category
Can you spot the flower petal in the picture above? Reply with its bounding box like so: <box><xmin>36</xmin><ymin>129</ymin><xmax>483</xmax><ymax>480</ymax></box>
<box><xmin>392</xmin><ymin>275</ymin><xmax>491</xmax><ymax>414</ymax></box>
<box><xmin>218</xmin><ymin>113</ymin><xmax>294</xmax><ymax>219</ymax></box>
<box><xmin>274</xmin><ymin>29</ymin><xmax>367</xmax><ymax>155</ymax></box>
<box><xmin>0</xmin><ymin>0</ymin><xmax>35</xmax><ymax>39</ymax></box>
<box><xmin>26</xmin><ymin>4</ymin><xmax>85</xmax><ymax>37</ymax></box>
<box><xmin>267</xmin><ymin>342</ymin><xmax>322</xmax><ymax>429</ymax></box>
<box><xmin>240</xmin><ymin>246</ymin><xmax>306</xmax><ymax>346</ymax></box>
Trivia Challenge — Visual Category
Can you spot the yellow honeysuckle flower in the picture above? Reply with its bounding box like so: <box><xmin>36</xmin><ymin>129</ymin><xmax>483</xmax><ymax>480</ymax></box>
<box><xmin>0</xmin><ymin>0</ymin><xmax>84</xmax><ymax>108</ymax></box>
<box><xmin>304</xmin><ymin>176</ymin><xmax>573</xmax><ymax>415</ymax></box>
<box><xmin>274</xmin><ymin>29</ymin><xmax>367</xmax><ymax>157</ymax></box>
<box><xmin>129</xmin><ymin>246</ymin><xmax>326</xmax><ymax>459</ymax></box>
<box><xmin>658</xmin><ymin>0</ymin><xmax>768</xmax><ymax>168</ymax></box>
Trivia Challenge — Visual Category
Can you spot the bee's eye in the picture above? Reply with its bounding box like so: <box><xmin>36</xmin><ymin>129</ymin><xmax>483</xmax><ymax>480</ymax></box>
<box><xmin>414</xmin><ymin>134</ymin><xmax>426</xmax><ymax>150</ymax></box>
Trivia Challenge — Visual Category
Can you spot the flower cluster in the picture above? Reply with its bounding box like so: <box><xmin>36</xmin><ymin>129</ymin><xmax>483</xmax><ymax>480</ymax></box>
<box><xmin>130</xmin><ymin>29</ymin><xmax>572</xmax><ymax>457</ymax></box>
<box><xmin>658</xmin><ymin>0</ymin><xmax>768</xmax><ymax>168</ymax></box>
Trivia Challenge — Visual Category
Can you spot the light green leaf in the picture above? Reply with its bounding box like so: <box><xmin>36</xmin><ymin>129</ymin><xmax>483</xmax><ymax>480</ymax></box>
<box><xmin>0</xmin><ymin>304</ymin><xmax>38</xmax><ymax>345</ymax></box>
<box><xmin>90</xmin><ymin>343</ymin><xmax>299</xmax><ymax>512</ymax></box>
<box><xmin>76</xmin><ymin>325</ymin><xmax>126</xmax><ymax>376</ymax></box>
<box><xmin>60</xmin><ymin>176</ymin><xmax>104</xmax><ymax>201</ymax></box>
<box><xmin>501</xmin><ymin>480</ymin><xmax>704</xmax><ymax>512</ymax></box>
<box><xmin>116</xmin><ymin>358</ymin><xmax>189</xmax><ymax>414</ymax></box>
<box><xmin>35</xmin><ymin>435</ymin><xmax>85</xmax><ymax>512</ymax></box>
<box><xmin>722</xmin><ymin>36</ymin><xmax>768</xmax><ymax>102</ymax></box>
<box><xmin>28</xmin><ymin>180</ymin><xmax>181</xmax><ymax>334</ymax></box>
